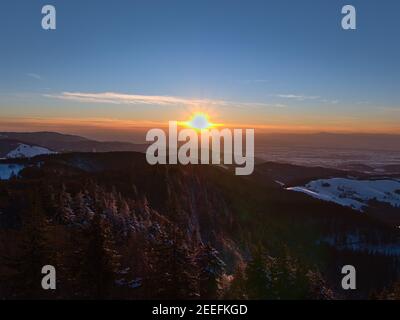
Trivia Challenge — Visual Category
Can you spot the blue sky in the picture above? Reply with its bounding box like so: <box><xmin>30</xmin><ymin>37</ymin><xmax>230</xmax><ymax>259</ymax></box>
<box><xmin>0</xmin><ymin>0</ymin><xmax>399</xmax><ymax>137</ymax></box>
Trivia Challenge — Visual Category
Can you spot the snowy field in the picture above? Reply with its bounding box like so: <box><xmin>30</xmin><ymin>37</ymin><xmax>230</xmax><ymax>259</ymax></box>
<box><xmin>287</xmin><ymin>178</ymin><xmax>400</xmax><ymax>212</ymax></box>
<box><xmin>6</xmin><ymin>143</ymin><xmax>55</xmax><ymax>158</ymax></box>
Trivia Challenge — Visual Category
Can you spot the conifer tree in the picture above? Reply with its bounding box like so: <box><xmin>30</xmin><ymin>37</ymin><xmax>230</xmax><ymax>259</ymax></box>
<box><xmin>3</xmin><ymin>190</ymin><xmax>54</xmax><ymax>299</ymax></box>
<box><xmin>223</xmin><ymin>266</ymin><xmax>247</xmax><ymax>299</ymax></box>
<box><xmin>245</xmin><ymin>246</ymin><xmax>272</xmax><ymax>299</ymax></box>
<box><xmin>147</xmin><ymin>226</ymin><xmax>198</xmax><ymax>299</ymax></box>
<box><xmin>378</xmin><ymin>280</ymin><xmax>400</xmax><ymax>300</ymax></box>
<box><xmin>194</xmin><ymin>243</ymin><xmax>225</xmax><ymax>299</ymax></box>
<box><xmin>78</xmin><ymin>213</ymin><xmax>122</xmax><ymax>299</ymax></box>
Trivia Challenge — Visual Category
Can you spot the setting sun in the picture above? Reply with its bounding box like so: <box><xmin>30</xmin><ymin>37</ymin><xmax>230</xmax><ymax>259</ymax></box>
<box><xmin>185</xmin><ymin>113</ymin><xmax>215</xmax><ymax>130</ymax></box>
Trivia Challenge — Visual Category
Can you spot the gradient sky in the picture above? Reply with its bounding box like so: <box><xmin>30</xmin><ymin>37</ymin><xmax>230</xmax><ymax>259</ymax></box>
<box><xmin>0</xmin><ymin>0</ymin><xmax>400</xmax><ymax>140</ymax></box>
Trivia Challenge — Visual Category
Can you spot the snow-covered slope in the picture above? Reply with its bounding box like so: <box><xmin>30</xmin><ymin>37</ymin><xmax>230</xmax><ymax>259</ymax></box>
<box><xmin>287</xmin><ymin>178</ymin><xmax>400</xmax><ymax>212</ymax></box>
<box><xmin>6</xmin><ymin>143</ymin><xmax>56</xmax><ymax>158</ymax></box>
<box><xmin>0</xmin><ymin>164</ymin><xmax>25</xmax><ymax>180</ymax></box>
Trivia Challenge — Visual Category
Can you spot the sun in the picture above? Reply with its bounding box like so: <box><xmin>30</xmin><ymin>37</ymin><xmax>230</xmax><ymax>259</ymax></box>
<box><xmin>185</xmin><ymin>112</ymin><xmax>214</xmax><ymax>130</ymax></box>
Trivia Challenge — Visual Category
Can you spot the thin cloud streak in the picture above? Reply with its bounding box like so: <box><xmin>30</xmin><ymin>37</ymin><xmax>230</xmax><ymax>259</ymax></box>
<box><xmin>44</xmin><ymin>92</ymin><xmax>286</xmax><ymax>109</ymax></box>
<box><xmin>277</xmin><ymin>94</ymin><xmax>320</xmax><ymax>101</ymax></box>
<box><xmin>277</xmin><ymin>94</ymin><xmax>339</xmax><ymax>105</ymax></box>
<box><xmin>27</xmin><ymin>73</ymin><xmax>42</xmax><ymax>80</ymax></box>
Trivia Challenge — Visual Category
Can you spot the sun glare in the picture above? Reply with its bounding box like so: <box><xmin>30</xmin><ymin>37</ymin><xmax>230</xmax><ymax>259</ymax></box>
<box><xmin>185</xmin><ymin>113</ymin><xmax>214</xmax><ymax>130</ymax></box>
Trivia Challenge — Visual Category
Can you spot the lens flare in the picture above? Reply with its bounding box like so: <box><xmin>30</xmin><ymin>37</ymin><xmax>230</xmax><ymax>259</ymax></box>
<box><xmin>186</xmin><ymin>113</ymin><xmax>213</xmax><ymax>130</ymax></box>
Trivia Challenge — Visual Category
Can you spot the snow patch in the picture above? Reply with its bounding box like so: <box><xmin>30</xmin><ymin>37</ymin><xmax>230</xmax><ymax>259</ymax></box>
<box><xmin>275</xmin><ymin>180</ymin><xmax>285</xmax><ymax>187</ymax></box>
<box><xmin>287</xmin><ymin>178</ymin><xmax>400</xmax><ymax>212</ymax></box>
<box><xmin>0</xmin><ymin>164</ymin><xmax>25</xmax><ymax>180</ymax></box>
<box><xmin>6</xmin><ymin>143</ymin><xmax>56</xmax><ymax>158</ymax></box>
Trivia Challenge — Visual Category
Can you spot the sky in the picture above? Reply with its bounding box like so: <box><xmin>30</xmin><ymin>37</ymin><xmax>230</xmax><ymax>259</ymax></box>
<box><xmin>0</xmin><ymin>0</ymin><xmax>400</xmax><ymax>141</ymax></box>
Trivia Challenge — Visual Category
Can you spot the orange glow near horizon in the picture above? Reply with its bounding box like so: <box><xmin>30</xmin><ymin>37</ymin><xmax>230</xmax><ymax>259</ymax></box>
<box><xmin>179</xmin><ymin>112</ymin><xmax>223</xmax><ymax>131</ymax></box>
<box><xmin>0</xmin><ymin>116</ymin><xmax>399</xmax><ymax>142</ymax></box>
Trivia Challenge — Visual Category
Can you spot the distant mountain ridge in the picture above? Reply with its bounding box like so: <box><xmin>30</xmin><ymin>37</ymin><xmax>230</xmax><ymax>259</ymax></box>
<box><xmin>257</xmin><ymin>132</ymin><xmax>400</xmax><ymax>151</ymax></box>
<box><xmin>0</xmin><ymin>132</ymin><xmax>147</xmax><ymax>158</ymax></box>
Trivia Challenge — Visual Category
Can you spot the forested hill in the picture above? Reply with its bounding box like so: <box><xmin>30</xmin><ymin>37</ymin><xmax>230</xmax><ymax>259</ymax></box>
<box><xmin>0</xmin><ymin>152</ymin><xmax>399</xmax><ymax>299</ymax></box>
